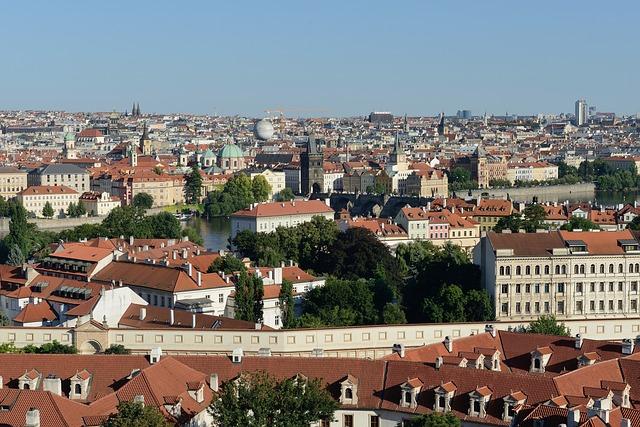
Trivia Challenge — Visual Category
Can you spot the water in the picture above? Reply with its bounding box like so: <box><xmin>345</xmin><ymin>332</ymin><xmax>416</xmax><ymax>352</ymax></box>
<box><xmin>185</xmin><ymin>216</ymin><xmax>231</xmax><ymax>251</ymax></box>
<box><xmin>594</xmin><ymin>190</ymin><xmax>640</xmax><ymax>207</ymax></box>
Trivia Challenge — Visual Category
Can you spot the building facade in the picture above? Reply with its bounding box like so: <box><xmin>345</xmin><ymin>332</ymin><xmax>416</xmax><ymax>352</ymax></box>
<box><xmin>0</xmin><ymin>167</ymin><xmax>27</xmax><ymax>199</ymax></box>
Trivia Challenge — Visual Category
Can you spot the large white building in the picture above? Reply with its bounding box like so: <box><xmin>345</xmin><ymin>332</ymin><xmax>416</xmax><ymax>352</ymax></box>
<box><xmin>230</xmin><ymin>200</ymin><xmax>335</xmax><ymax>239</ymax></box>
<box><xmin>575</xmin><ymin>98</ymin><xmax>588</xmax><ymax>126</ymax></box>
<box><xmin>17</xmin><ymin>185</ymin><xmax>80</xmax><ymax>218</ymax></box>
<box><xmin>474</xmin><ymin>229</ymin><xmax>640</xmax><ymax>321</ymax></box>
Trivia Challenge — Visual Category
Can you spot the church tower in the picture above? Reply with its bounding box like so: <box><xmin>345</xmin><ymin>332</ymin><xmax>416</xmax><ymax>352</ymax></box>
<box><xmin>437</xmin><ymin>112</ymin><xmax>446</xmax><ymax>136</ymax></box>
<box><xmin>139</xmin><ymin>123</ymin><xmax>153</xmax><ymax>156</ymax></box>
<box><xmin>63</xmin><ymin>132</ymin><xmax>77</xmax><ymax>159</ymax></box>
<box><xmin>386</xmin><ymin>133</ymin><xmax>407</xmax><ymax>174</ymax></box>
<box><xmin>301</xmin><ymin>134</ymin><xmax>324</xmax><ymax>195</ymax></box>
<box><xmin>128</xmin><ymin>142</ymin><xmax>138</xmax><ymax>167</ymax></box>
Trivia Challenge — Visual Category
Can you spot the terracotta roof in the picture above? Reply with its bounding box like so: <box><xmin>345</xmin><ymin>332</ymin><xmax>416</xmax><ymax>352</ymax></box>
<box><xmin>231</xmin><ymin>200</ymin><xmax>334</xmax><ymax>218</ymax></box>
<box><xmin>19</xmin><ymin>185</ymin><xmax>78</xmax><ymax>196</ymax></box>
<box><xmin>13</xmin><ymin>302</ymin><xmax>57</xmax><ymax>324</ymax></box>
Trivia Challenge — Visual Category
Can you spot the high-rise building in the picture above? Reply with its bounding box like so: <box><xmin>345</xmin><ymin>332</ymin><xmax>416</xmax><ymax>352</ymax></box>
<box><xmin>575</xmin><ymin>99</ymin><xmax>588</xmax><ymax>126</ymax></box>
<box><xmin>300</xmin><ymin>135</ymin><xmax>324</xmax><ymax>195</ymax></box>
<box><xmin>368</xmin><ymin>112</ymin><xmax>393</xmax><ymax>124</ymax></box>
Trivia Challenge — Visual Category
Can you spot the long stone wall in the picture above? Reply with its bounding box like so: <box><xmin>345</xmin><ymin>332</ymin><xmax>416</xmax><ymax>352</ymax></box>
<box><xmin>0</xmin><ymin>216</ymin><xmax>104</xmax><ymax>235</ymax></box>
<box><xmin>1</xmin><ymin>316</ymin><xmax>639</xmax><ymax>357</ymax></box>
<box><xmin>467</xmin><ymin>183</ymin><xmax>596</xmax><ymax>203</ymax></box>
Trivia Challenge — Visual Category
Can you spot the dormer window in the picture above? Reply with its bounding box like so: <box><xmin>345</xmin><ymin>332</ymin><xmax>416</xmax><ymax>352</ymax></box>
<box><xmin>400</xmin><ymin>378</ymin><xmax>423</xmax><ymax>409</ymax></box>
<box><xmin>468</xmin><ymin>386</ymin><xmax>492</xmax><ymax>418</ymax></box>
<box><xmin>18</xmin><ymin>369</ymin><xmax>41</xmax><ymax>391</ymax></box>
<box><xmin>339</xmin><ymin>374</ymin><xmax>359</xmax><ymax>405</ymax></box>
<box><xmin>434</xmin><ymin>381</ymin><xmax>456</xmax><ymax>413</ymax></box>
<box><xmin>503</xmin><ymin>391</ymin><xmax>527</xmax><ymax>422</ymax></box>
<box><xmin>530</xmin><ymin>347</ymin><xmax>552</xmax><ymax>373</ymax></box>
<box><xmin>69</xmin><ymin>369</ymin><xmax>92</xmax><ymax>400</ymax></box>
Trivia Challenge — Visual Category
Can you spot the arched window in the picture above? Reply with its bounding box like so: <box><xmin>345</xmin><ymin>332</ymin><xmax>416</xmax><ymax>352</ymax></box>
<box><xmin>75</xmin><ymin>384</ymin><xmax>82</xmax><ymax>395</ymax></box>
<box><xmin>23</xmin><ymin>384</ymin><xmax>30</xmax><ymax>390</ymax></box>
<box><xmin>516</xmin><ymin>266</ymin><xmax>521</xmax><ymax>275</ymax></box>
<box><xmin>619</xmin><ymin>264</ymin><xmax>624</xmax><ymax>273</ymax></box>
<box><xmin>526</xmin><ymin>266</ymin><xmax>531</xmax><ymax>275</ymax></box>
<box><xmin>580</xmin><ymin>265</ymin><xmax>585</xmax><ymax>274</ymax></box>
<box><xmin>609</xmin><ymin>264</ymin><xmax>614</xmax><ymax>274</ymax></box>
<box><xmin>555</xmin><ymin>265</ymin><xmax>560</xmax><ymax>274</ymax></box>
<box><xmin>506</xmin><ymin>266</ymin><xmax>511</xmax><ymax>275</ymax></box>
<box><xmin>345</xmin><ymin>388</ymin><xmax>353</xmax><ymax>399</ymax></box>
<box><xmin>499</xmin><ymin>266</ymin><xmax>505</xmax><ymax>275</ymax></box>
<box><xmin>561</xmin><ymin>265</ymin><xmax>567</xmax><ymax>275</ymax></box>
<box><xmin>535</xmin><ymin>266</ymin><xmax>540</xmax><ymax>275</ymax></box>
<box><xmin>635</xmin><ymin>263</ymin><xmax>640</xmax><ymax>273</ymax></box>
<box><xmin>544</xmin><ymin>266</ymin><xmax>550</xmax><ymax>275</ymax></box>
<box><xmin>600</xmin><ymin>265</ymin><xmax>605</xmax><ymax>274</ymax></box>
<box><xmin>590</xmin><ymin>264</ymin><xmax>596</xmax><ymax>274</ymax></box>
<box><xmin>534</xmin><ymin>358</ymin><xmax>541</xmax><ymax>370</ymax></box>
<box><xmin>574</xmin><ymin>265</ymin><xmax>579</xmax><ymax>274</ymax></box>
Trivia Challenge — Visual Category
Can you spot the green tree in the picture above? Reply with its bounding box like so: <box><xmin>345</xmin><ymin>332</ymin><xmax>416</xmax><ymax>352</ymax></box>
<box><xmin>278</xmin><ymin>279</ymin><xmax>295</xmax><ymax>329</ymax></box>
<box><xmin>140</xmin><ymin>212</ymin><xmax>181</xmax><ymax>239</ymax></box>
<box><xmin>274</xmin><ymin>187</ymin><xmax>295</xmax><ymax>202</ymax></box>
<box><xmin>301</xmin><ymin>277</ymin><xmax>378</xmax><ymax>326</ymax></box>
<box><xmin>22</xmin><ymin>340</ymin><xmax>77</xmax><ymax>354</ymax></box>
<box><xmin>181</xmin><ymin>226</ymin><xmax>204</xmax><ymax>245</ymax></box>
<box><xmin>102</xmin><ymin>206</ymin><xmax>146</xmax><ymax>238</ymax></box>
<box><xmin>465</xmin><ymin>289</ymin><xmax>495</xmax><ymax>321</ymax></box>
<box><xmin>66</xmin><ymin>202</ymin><xmax>87</xmax><ymax>218</ymax></box>
<box><xmin>0</xmin><ymin>342</ymin><xmax>18</xmax><ymax>353</ymax></box>
<box><xmin>4</xmin><ymin>203</ymin><xmax>31</xmax><ymax>260</ymax></box>
<box><xmin>522</xmin><ymin>204</ymin><xmax>547</xmax><ymax>231</ymax></box>
<box><xmin>42</xmin><ymin>201</ymin><xmax>54</xmax><ymax>218</ymax></box>
<box><xmin>527</xmin><ymin>315</ymin><xmax>570</xmax><ymax>336</ymax></box>
<box><xmin>7</xmin><ymin>244</ymin><xmax>25</xmax><ymax>266</ymax></box>
<box><xmin>103</xmin><ymin>401</ymin><xmax>168</xmax><ymax>427</ymax></box>
<box><xmin>0</xmin><ymin>309</ymin><xmax>10</xmax><ymax>326</ymax></box>
<box><xmin>561</xmin><ymin>216</ymin><xmax>600</xmax><ymax>231</ymax></box>
<box><xmin>204</xmin><ymin>174</ymin><xmax>254</xmax><ymax>216</ymax></box>
<box><xmin>185</xmin><ymin>164</ymin><xmax>203</xmax><ymax>204</ymax></box>
<box><xmin>449</xmin><ymin>167</ymin><xmax>471</xmax><ymax>183</ymax></box>
<box><xmin>494</xmin><ymin>214</ymin><xmax>523</xmax><ymax>233</ymax></box>
<box><xmin>628</xmin><ymin>216</ymin><xmax>640</xmax><ymax>231</ymax></box>
<box><xmin>104</xmin><ymin>344</ymin><xmax>131</xmax><ymax>354</ymax></box>
<box><xmin>251</xmin><ymin>175</ymin><xmax>272</xmax><ymax>202</ymax></box>
<box><xmin>405</xmin><ymin>412</ymin><xmax>461</xmax><ymax>427</ymax></box>
<box><xmin>132</xmin><ymin>192</ymin><xmax>154</xmax><ymax>210</ymax></box>
<box><xmin>208</xmin><ymin>254</ymin><xmax>246</xmax><ymax>274</ymax></box>
<box><xmin>382</xmin><ymin>303</ymin><xmax>407</xmax><ymax>324</ymax></box>
<box><xmin>234</xmin><ymin>270</ymin><xmax>264</xmax><ymax>323</ymax></box>
<box><xmin>208</xmin><ymin>371</ymin><xmax>338</xmax><ymax>427</ymax></box>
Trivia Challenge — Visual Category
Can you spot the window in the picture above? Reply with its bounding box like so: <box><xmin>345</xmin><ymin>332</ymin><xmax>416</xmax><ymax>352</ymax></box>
<box><xmin>544</xmin><ymin>302</ymin><xmax>550</xmax><ymax>313</ymax></box>
<box><xmin>370</xmin><ymin>416</ymin><xmax>380</xmax><ymax>427</ymax></box>
<box><xmin>345</xmin><ymin>388</ymin><xmax>353</xmax><ymax>399</ymax></box>
<box><xmin>500</xmin><ymin>266</ymin><xmax>505</xmax><ymax>275</ymax></box>
<box><xmin>75</xmin><ymin>384</ymin><xmax>81</xmax><ymax>394</ymax></box>
<box><xmin>619</xmin><ymin>282</ymin><xmax>624</xmax><ymax>292</ymax></box>
<box><xmin>576</xmin><ymin>283</ymin><xmax>583</xmax><ymax>293</ymax></box>
<box><xmin>619</xmin><ymin>264</ymin><xmax>624</xmax><ymax>273</ymax></box>
<box><xmin>590</xmin><ymin>282</ymin><xmax>596</xmax><ymax>292</ymax></box>
<box><xmin>501</xmin><ymin>284</ymin><xmax>508</xmax><ymax>294</ymax></box>
<box><xmin>557</xmin><ymin>283</ymin><xmax>565</xmax><ymax>293</ymax></box>
<box><xmin>505</xmin><ymin>266</ymin><xmax>511</xmax><ymax>275</ymax></box>
<box><xmin>516</xmin><ymin>266</ymin><xmax>521</xmax><ymax>275</ymax></box>
<box><xmin>600</xmin><ymin>283</ymin><xmax>605</xmax><ymax>292</ymax></box>
<box><xmin>501</xmin><ymin>303</ymin><xmax>509</xmax><ymax>314</ymax></box>
<box><xmin>344</xmin><ymin>415</ymin><xmax>354</xmax><ymax>427</ymax></box>
<box><xmin>404</xmin><ymin>392</ymin><xmax>412</xmax><ymax>405</ymax></box>
<box><xmin>274</xmin><ymin>316</ymin><xmax>280</xmax><ymax>326</ymax></box>
<box><xmin>576</xmin><ymin>301</ymin><xmax>583</xmax><ymax>313</ymax></box>
<box><xmin>632</xmin><ymin>300</ymin><xmax>638</xmax><ymax>311</ymax></box>
<box><xmin>574</xmin><ymin>265</ymin><xmax>579</xmax><ymax>274</ymax></box>
<box><xmin>609</xmin><ymin>282</ymin><xmax>614</xmax><ymax>292</ymax></box>
<box><xmin>561</xmin><ymin>265</ymin><xmax>567</xmax><ymax>275</ymax></box>
<box><xmin>557</xmin><ymin>301</ymin><xmax>565</xmax><ymax>314</ymax></box>
<box><xmin>320</xmin><ymin>419</ymin><xmax>330</xmax><ymax>427</ymax></box>
<box><xmin>609</xmin><ymin>264</ymin><xmax>614</xmax><ymax>274</ymax></box>
<box><xmin>525</xmin><ymin>284</ymin><xmax>531</xmax><ymax>293</ymax></box>
<box><xmin>525</xmin><ymin>302</ymin><xmax>531</xmax><ymax>313</ymax></box>
<box><xmin>555</xmin><ymin>265</ymin><xmax>560</xmax><ymax>274</ymax></box>
<box><xmin>535</xmin><ymin>266</ymin><xmax>540</xmax><ymax>275</ymax></box>
<box><xmin>590</xmin><ymin>300</ymin><xmax>595</xmax><ymax>311</ymax></box>
<box><xmin>535</xmin><ymin>283</ymin><xmax>540</xmax><ymax>293</ymax></box>
<box><xmin>590</xmin><ymin>264</ymin><xmax>596</xmax><ymax>274</ymax></box>
<box><xmin>535</xmin><ymin>302</ymin><xmax>540</xmax><ymax>313</ymax></box>
<box><xmin>599</xmin><ymin>300</ymin><xmax>605</xmax><ymax>311</ymax></box>
<box><xmin>526</xmin><ymin>266</ymin><xmax>531</xmax><ymax>275</ymax></box>
<box><xmin>600</xmin><ymin>265</ymin><xmax>605</xmax><ymax>274</ymax></box>
<box><xmin>580</xmin><ymin>265</ymin><xmax>585</xmax><ymax>274</ymax></box>
<box><xmin>545</xmin><ymin>265</ymin><xmax>550</xmax><ymax>275</ymax></box>
<box><xmin>633</xmin><ymin>282</ymin><xmax>639</xmax><ymax>292</ymax></box>
<box><xmin>516</xmin><ymin>302</ymin><xmax>521</xmax><ymax>313</ymax></box>
<box><xmin>544</xmin><ymin>284</ymin><xmax>550</xmax><ymax>293</ymax></box>
<box><xmin>618</xmin><ymin>300</ymin><xmax>623</xmax><ymax>311</ymax></box>
<box><xmin>609</xmin><ymin>300</ymin><xmax>614</xmax><ymax>311</ymax></box>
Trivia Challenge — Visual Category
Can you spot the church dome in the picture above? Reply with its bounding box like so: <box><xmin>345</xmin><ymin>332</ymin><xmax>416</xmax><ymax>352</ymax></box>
<box><xmin>254</xmin><ymin>118</ymin><xmax>275</xmax><ymax>140</ymax></box>
<box><xmin>218</xmin><ymin>143</ymin><xmax>244</xmax><ymax>159</ymax></box>
<box><xmin>64</xmin><ymin>132</ymin><xmax>76</xmax><ymax>141</ymax></box>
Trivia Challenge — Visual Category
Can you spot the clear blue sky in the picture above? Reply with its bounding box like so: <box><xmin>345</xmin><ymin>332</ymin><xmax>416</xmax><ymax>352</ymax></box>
<box><xmin>1</xmin><ymin>0</ymin><xmax>637</xmax><ymax>117</ymax></box>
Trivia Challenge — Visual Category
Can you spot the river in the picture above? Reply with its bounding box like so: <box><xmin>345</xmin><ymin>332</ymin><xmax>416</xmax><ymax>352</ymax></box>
<box><xmin>185</xmin><ymin>216</ymin><xmax>231</xmax><ymax>251</ymax></box>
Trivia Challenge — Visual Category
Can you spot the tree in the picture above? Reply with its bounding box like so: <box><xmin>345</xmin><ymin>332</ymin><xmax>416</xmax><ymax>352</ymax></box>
<box><xmin>204</xmin><ymin>174</ymin><xmax>254</xmax><ymax>216</ymax></box>
<box><xmin>0</xmin><ymin>309</ymin><xmax>10</xmax><ymax>326</ymax></box>
<box><xmin>102</xmin><ymin>206</ymin><xmax>146</xmax><ymax>238</ymax></box>
<box><xmin>278</xmin><ymin>279</ymin><xmax>295</xmax><ymax>328</ymax></box>
<box><xmin>209</xmin><ymin>371</ymin><xmax>338</xmax><ymax>427</ymax></box>
<box><xmin>132</xmin><ymin>192</ymin><xmax>154</xmax><ymax>210</ymax></box>
<box><xmin>274</xmin><ymin>187</ymin><xmax>295</xmax><ymax>202</ymax></box>
<box><xmin>4</xmin><ymin>203</ymin><xmax>31</xmax><ymax>261</ymax></box>
<box><xmin>185</xmin><ymin>164</ymin><xmax>203</xmax><ymax>204</ymax></box>
<box><xmin>561</xmin><ymin>216</ymin><xmax>600</xmax><ymax>231</ymax></box>
<box><xmin>7</xmin><ymin>244</ymin><xmax>25</xmax><ymax>266</ymax></box>
<box><xmin>628</xmin><ymin>216</ymin><xmax>640</xmax><ymax>231</ymax></box>
<box><xmin>208</xmin><ymin>254</ymin><xmax>246</xmax><ymax>274</ymax></box>
<box><xmin>181</xmin><ymin>226</ymin><xmax>204</xmax><ymax>245</ymax></box>
<box><xmin>405</xmin><ymin>412</ymin><xmax>461</xmax><ymax>427</ymax></box>
<box><xmin>103</xmin><ymin>401</ymin><xmax>168</xmax><ymax>427</ymax></box>
<box><xmin>42</xmin><ymin>201</ymin><xmax>54</xmax><ymax>218</ymax></box>
<box><xmin>301</xmin><ymin>278</ymin><xmax>378</xmax><ymax>326</ymax></box>
<box><xmin>449</xmin><ymin>167</ymin><xmax>471</xmax><ymax>183</ymax></box>
<box><xmin>522</xmin><ymin>204</ymin><xmax>547</xmax><ymax>231</ymax></box>
<box><xmin>494</xmin><ymin>214</ymin><xmax>523</xmax><ymax>233</ymax></box>
<box><xmin>140</xmin><ymin>212</ymin><xmax>181</xmax><ymax>239</ymax></box>
<box><xmin>382</xmin><ymin>303</ymin><xmax>407</xmax><ymax>324</ymax></box>
<box><xmin>527</xmin><ymin>315</ymin><xmax>570</xmax><ymax>336</ymax></box>
<box><xmin>251</xmin><ymin>175</ymin><xmax>272</xmax><ymax>202</ymax></box>
<box><xmin>0</xmin><ymin>342</ymin><xmax>18</xmax><ymax>353</ymax></box>
<box><xmin>104</xmin><ymin>344</ymin><xmax>131</xmax><ymax>354</ymax></box>
<box><xmin>233</xmin><ymin>270</ymin><xmax>264</xmax><ymax>323</ymax></box>
<box><xmin>22</xmin><ymin>340</ymin><xmax>77</xmax><ymax>354</ymax></box>
<box><xmin>66</xmin><ymin>202</ymin><xmax>87</xmax><ymax>218</ymax></box>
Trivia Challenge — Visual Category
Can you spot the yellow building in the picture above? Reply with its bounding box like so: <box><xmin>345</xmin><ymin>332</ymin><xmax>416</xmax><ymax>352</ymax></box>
<box><xmin>0</xmin><ymin>167</ymin><xmax>27</xmax><ymax>199</ymax></box>
<box><xmin>405</xmin><ymin>168</ymin><xmax>448</xmax><ymax>198</ymax></box>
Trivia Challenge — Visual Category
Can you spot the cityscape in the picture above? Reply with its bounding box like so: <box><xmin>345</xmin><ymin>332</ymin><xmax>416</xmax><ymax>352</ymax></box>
<box><xmin>1</xmin><ymin>1</ymin><xmax>640</xmax><ymax>427</ymax></box>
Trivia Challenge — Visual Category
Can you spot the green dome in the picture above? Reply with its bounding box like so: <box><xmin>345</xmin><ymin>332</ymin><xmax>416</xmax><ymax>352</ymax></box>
<box><xmin>203</xmin><ymin>148</ymin><xmax>216</xmax><ymax>159</ymax></box>
<box><xmin>64</xmin><ymin>132</ymin><xmax>76</xmax><ymax>141</ymax></box>
<box><xmin>218</xmin><ymin>143</ymin><xmax>244</xmax><ymax>159</ymax></box>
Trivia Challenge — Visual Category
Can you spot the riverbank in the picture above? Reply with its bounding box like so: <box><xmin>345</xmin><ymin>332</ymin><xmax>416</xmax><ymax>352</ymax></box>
<box><xmin>0</xmin><ymin>215</ymin><xmax>105</xmax><ymax>236</ymax></box>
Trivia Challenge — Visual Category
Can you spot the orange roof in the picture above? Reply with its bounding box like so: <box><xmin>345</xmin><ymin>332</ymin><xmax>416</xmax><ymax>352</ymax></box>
<box><xmin>50</xmin><ymin>246</ymin><xmax>114</xmax><ymax>262</ymax></box>
<box><xmin>231</xmin><ymin>200</ymin><xmax>334</xmax><ymax>218</ymax></box>
<box><xmin>13</xmin><ymin>302</ymin><xmax>57</xmax><ymax>324</ymax></box>
<box><xmin>19</xmin><ymin>185</ymin><xmax>78</xmax><ymax>196</ymax></box>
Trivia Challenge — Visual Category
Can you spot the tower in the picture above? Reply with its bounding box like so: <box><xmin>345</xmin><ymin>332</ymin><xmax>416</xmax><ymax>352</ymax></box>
<box><xmin>128</xmin><ymin>142</ymin><xmax>138</xmax><ymax>167</ymax></box>
<box><xmin>403</xmin><ymin>114</ymin><xmax>409</xmax><ymax>133</ymax></box>
<box><xmin>575</xmin><ymin>99</ymin><xmax>587</xmax><ymax>126</ymax></box>
<box><xmin>300</xmin><ymin>135</ymin><xmax>324</xmax><ymax>195</ymax></box>
<box><xmin>139</xmin><ymin>123</ymin><xmax>153</xmax><ymax>156</ymax></box>
<box><xmin>63</xmin><ymin>132</ymin><xmax>77</xmax><ymax>160</ymax></box>
<box><xmin>437</xmin><ymin>112</ymin><xmax>446</xmax><ymax>136</ymax></box>
<box><xmin>386</xmin><ymin>132</ymin><xmax>407</xmax><ymax>173</ymax></box>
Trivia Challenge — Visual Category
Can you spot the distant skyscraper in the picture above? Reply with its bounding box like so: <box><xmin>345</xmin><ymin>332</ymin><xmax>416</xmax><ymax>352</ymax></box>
<box><xmin>575</xmin><ymin>99</ymin><xmax>588</xmax><ymax>126</ymax></box>
<box><xmin>456</xmin><ymin>110</ymin><xmax>472</xmax><ymax>119</ymax></box>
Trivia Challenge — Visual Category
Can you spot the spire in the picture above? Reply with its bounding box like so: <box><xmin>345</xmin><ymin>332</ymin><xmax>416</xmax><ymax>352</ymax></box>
<box><xmin>132</xmin><ymin>102</ymin><xmax>136</xmax><ymax>116</ymax></box>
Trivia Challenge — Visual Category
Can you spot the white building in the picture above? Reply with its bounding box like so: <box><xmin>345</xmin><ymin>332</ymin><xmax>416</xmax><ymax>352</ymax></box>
<box><xmin>17</xmin><ymin>185</ymin><xmax>80</xmax><ymax>218</ymax></box>
<box><xmin>575</xmin><ymin>99</ymin><xmax>588</xmax><ymax>126</ymax></box>
<box><xmin>474</xmin><ymin>230</ymin><xmax>640</xmax><ymax>321</ymax></box>
<box><xmin>79</xmin><ymin>191</ymin><xmax>121</xmax><ymax>216</ymax></box>
<box><xmin>230</xmin><ymin>200</ymin><xmax>335</xmax><ymax>239</ymax></box>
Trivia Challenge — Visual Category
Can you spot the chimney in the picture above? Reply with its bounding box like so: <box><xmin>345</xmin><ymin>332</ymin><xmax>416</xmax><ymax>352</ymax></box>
<box><xmin>182</xmin><ymin>248</ymin><xmax>188</xmax><ymax>259</ymax></box>
<box><xmin>621</xmin><ymin>419</ymin><xmax>631</xmax><ymax>427</ymax></box>
<box><xmin>191</xmin><ymin>313</ymin><xmax>196</xmax><ymax>328</ymax></box>
<box><xmin>25</xmin><ymin>408</ymin><xmax>40</xmax><ymax>427</ymax></box>
<box><xmin>43</xmin><ymin>375</ymin><xmax>62</xmax><ymax>396</ymax></box>
<box><xmin>444</xmin><ymin>336</ymin><xmax>453</xmax><ymax>353</ymax></box>
<box><xmin>133</xmin><ymin>395</ymin><xmax>145</xmax><ymax>406</ymax></box>
<box><xmin>186</xmin><ymin>263</ymin><xmax>193</xmax><ymax>277</ymax></box>
<box><xmin>170</xmin><ymin>309</ymin><xmax>175</xmax><ymax>325</ymax></box>
<box><xmin>129</xmin><ymin>235</ymin><xmax>134</xmax><ymax>245</ymax></box>
<box><xmin>197</xmin><ymin>271</ymin><xmax>202</xmax><ymax>287</ymax></box>
<box><xmin>143</xmin><ymin>244</ymin><xmax>149</xmax><ymax>251</ymax></box>
<box><xmin>622</xmin><ymin>338</ymin><xmax>635</xmax><ymax>355</ymax></box>
<box><xmin>254</xmin><ymin>322</ymin><xmax>262</xmax><ymax>330</ymax></box>
<box><xmin>210</xmin><ymin>373</ymin><xmax>219</xmax><ymax>392</ymax></box>
<box><xmin>140</xmin><ymin>307</ymin><xmax>146</xmax><ymax>320</ymax></box>
<box><xmin>273</xmin><ymin>267</ymin><xmax>283</xmax><ymax>285</ymax></box>
<box><xmin>267</xmin><ymin>270</ymin><xmax>273</xmax><ymax>281</ymax></box>
<box><xmin>484</xmin><ymin>324</ymin><xmax>496</xmax><ymax>338</ymax></box>
<box><xmin>392</xmin><ymin>343</ymin><xmax>405</xmax><ymax>358</ymax></box>
<box><xmin>435</xmin><ymin>356</ymin><xmax>444</xmax><ymax>369</ymax></box>
<box><xmin>575</xmin><ymin>333</ymin><xmax>584</xmax><ymax>349</ymax></box>
<box><xmin>567</xmin><ymin>408</ymin><xmax>580</xmax><ymax>427</ymax></box>
<box><xmin>172</xmin><ymin>250</ymin><xmax>177</xmax><ymax>260</ymax></box>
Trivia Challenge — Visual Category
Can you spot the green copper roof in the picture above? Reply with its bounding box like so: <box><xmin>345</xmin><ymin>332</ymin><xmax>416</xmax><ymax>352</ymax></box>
<box><xmin>218</xmin><ymin>143</ymin><xmax>244</xmax><ymax>159</ymax></box>
<box><xmin>64</xmin><ymin>132</ymin><xmax>75</xmax><ymax>141</ymax></box>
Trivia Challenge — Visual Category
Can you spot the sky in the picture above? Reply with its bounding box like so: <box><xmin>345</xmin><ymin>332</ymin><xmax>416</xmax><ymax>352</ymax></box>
<box><xmin>0</xmin><ymin>0</ymin><xmax>638</xmax><ymax>117</ymax></box>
